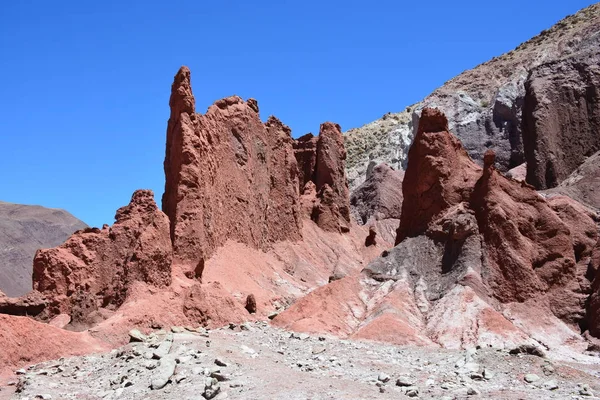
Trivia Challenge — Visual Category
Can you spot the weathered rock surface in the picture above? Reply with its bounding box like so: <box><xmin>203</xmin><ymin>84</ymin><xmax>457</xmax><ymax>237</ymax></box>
<box><xmin>294</xmin><ymin>123</ymin><xmax>351</xmax><ymax>233</ymax></box>
<box><xmin>277</xmin><ymin>109</ymin><xmax>600</xmax><ymax>351</ymax></box>
<box><xmin>163</xmin><ymin>67</ymin><xmax>303</xmax><ymax>276</ymax></box>
<box><xmin>350</xmin><ymin>163</ymin><xmax>404</xmax><ymax>225</ymax></box>
<box><xmin>0</xmin><ymin>289</ymin><xmax>46</xmax><ymax>316</ymax></box>
<box><xmin>0</xmin><ymin>201</ymin><xmax>87</xmax><ymax>297</ymax></box>
<box><xmin>522</xmin><ymin>49</ymin><xmax>600</xmax><ymax>189</ymax></box>
<box><xmin>32</xmin><ymin>189</ymin><xmax>172</xmax><ymax>328</ymax></box>
<box><xmin>547</xmin><ymin>151</ymin><xmax>600</xmax><ymax>210</ymax></box>
<box><xmin>345</xmin><ymin>4</ymin><xmax>600</xmax><ymax>188</ymax></box>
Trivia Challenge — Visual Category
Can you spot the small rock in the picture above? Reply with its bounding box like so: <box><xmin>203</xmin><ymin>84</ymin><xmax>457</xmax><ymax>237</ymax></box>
<box><xmin>171</xmin><ymin>326</ymin><xmax>185</xmax><ymax>333</ymax></box>
<box><xmin>128</xmin><ymin>329</ymin><xmax>146</xmax><ymax>343</ymax></box>
<box><xmin>16</xmin><ymin>369</ymin><xmax>26</xmax><ymax>375</ymax></box>
<box><xmin>267</xmin><ymin>312</ymin><xmax>279</xmax><ymax>320</ymax></box>
<box><xmin>378</xmin><ymin>372</ymin><xmax>390</xmax><ymax>383</ymax></box>
<box><xmin>579</xmin><ymin>383</ymin><xmax>593</xmax><ymax>396</ymax></box>
<box><xmin>405</xmin><ymin>387</ymin><xmax>419</xmax><ymax>397</ymax></box>
<box><xmin>153</xmin><ymin>334</ymin><xmax>173</xmax><ymax>359</ymax></box>
<box><xmin>203</xmin><ymin>377</ymin><xmax>220</xmax><ymax>399</ymax></box>
<box><xmin>245</xmin><ymin>294</ymin><xmax>257</xmax><ymax>314</ymax></box>
<box><xmin>176</xmin><ymin>355</ymin><xmax>192</xmax><ymax>364</ymax></box>
<box><xmin>150</xmin><ymin>355</ymin><xmax>176</xmax><ymax>390</ymax></box>
<box><xmin>543</xmin><ymin>380</ymin><xmax>558</xmax><ymax>390</ymax></box>
<box><xmin>509</xmin><ymin>344</ymin><xmax>545</xmax><ymax>358</ymax></box>
<box><xmin>483</xmin><ymin>369</ymin><xmax>494</xmax><ymax>380</ymax></box>
<box><xmin>211</xmin><ymin>371</ymin><xmax>229</xmax><ymax>382</ymax></box>
<box><xmin>35</xmin><ymin>395</ymin><xmax>52</xmax><ymax>400</ymax></box>
<box><xmin>311</xmin><ymin>344</ymin><xmax>326</xmax><ymax>355</ymax></box>
<box><xmin>524</xmin><ymin>374</ymin><xmax>540</xmax><ymax>383</ymax></box>
<box><xmin>396</xmin><ymin>376</ymin><xmax>415</xmax><ymax>387</ymax></box>
<box><xmin>175</xmin><ymin>375</ymin><xmax>187</xmax><ymax>384</ymax></box>
<box><xmin>214</xmin><ymin>358</ymin><xmax>229</xmax><ymax>367</ymax></box>
<box><xmin>542</xmin><ymin>364</ymin><xmax>555</xmax><ymax>376</ymax></box>
<box><xmin>470</xmin><ymin>372</ymin><xmax>483</xmax><ymax>381</ymax></box>
<box><xmin>467</xmin><ymin>386</ymin><xmax>480</xmax><ymax>396</ymax></box>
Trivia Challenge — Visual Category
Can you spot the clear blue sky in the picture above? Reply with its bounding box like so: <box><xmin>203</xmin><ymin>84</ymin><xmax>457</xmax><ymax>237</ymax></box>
<box><xmin>0</xmin><ymin>0</ymin><xmax>595</xmax><ymax>227</ymax></box>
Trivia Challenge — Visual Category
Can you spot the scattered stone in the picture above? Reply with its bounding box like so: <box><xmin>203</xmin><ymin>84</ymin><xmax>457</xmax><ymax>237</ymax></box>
<box><xmin>509</xmin><ymin>344</ymin><xmax>545</xmax><ymax>358</ymax></box>
<box><xmin>543</xmin><ymin>380</ymin><xmax>558</xmax><ymax>390</ymax></box>
<box><xmin>542</xmin><ymin>363</ymin><xmax>555</xmax><ymax>376</ymax></box>
<box><xmin>171</xmin><ymin>326</ymin><xmax>185</xmax><ymax>333</ymax></box>
<box><xmin>311</xmin><ymin>344</ymin><xmax>326</xmax><ymax>355</ymax></box>
<box><xmin>153</xmin><ymin>334</ymin><xmax>173</xmax><ymax>359</ymax></box>
<box><xmin>470</xmin><ymin>372</ymin><xmax>483</xmax><ymax>381</ymax></box>
<box><xmin>524</xmin><ymin>374</ymin><xmax>540</xmax><ymax>383</ymax></box>
<box><xmin>579</xmin><ymin>383</ymin><xmax>594</xmax><ymax>396</ymax></box>
<box><xmin>405</xmin><ymin>387</ymin><xmax>419</xmax><ymax>397</ymax></box>
<box><xmin>150</xmin><ymin>355</ymin><xmax>177</xmax><ymax>390</ymax></box>
<box><xmin>377</xmin><ymin>372</ymin><xmax>390</xmax><ymax>383</ymax></box>
<box><xmin>245</xmin><ymin>294</ymin><xmax>257</xmax><ymax>314</ymax></box>
<box><xmin>482</xmin><ymin>369</ymin><xmax>494</xmax><ymax>380</ymax></box>
<box><xmin>16</xmin><ymin>369</ymin><xmax>26</xmax><ymax>375</ymax></box>
<box><xmin>396</xmin><ymin>376</ymin><xmax>415</xmax><ymax>387</ymax></box>
<box><xmin>267</xmin><ymin>312</ymin><xmax>279</xmax><ymax>320</ymax></box>
<box><xmin>214</xmin><ymin>358</ymin><xmax>229</xmax><ymax>367</ymax></box>
<box><xmin>203</xmin><ymin>377</ymin><xmax>221</xmax><ymax>399</ymax></box>
<box><xmin>467</xmin><ymin>386</ymin><xmax>480</xmax><ymax>396</ymax></box>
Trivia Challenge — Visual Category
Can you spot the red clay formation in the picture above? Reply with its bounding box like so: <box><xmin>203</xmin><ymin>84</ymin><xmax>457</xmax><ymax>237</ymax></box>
<box><xmin>32</xmin><ymin>190</ymin><xmax>172</xmax><ymax>328</ymax></box>
<box><xmin>293</xmin><ymin>123</ymin><xmax>352</xmax><ymax>233</ymax></box>
<box><xmin>277</xmin><ymin>108</ymin><xmax>600</xmax><ymax>350</ymax></box>
<box><xmin>396</xmin><ymin>108</ymin><xmax>481</xmax><ymax>244</ymax></box>
<box><xmin>162</xmin><ymin>66</ymin><xmax>304</xmax><ymax>276</ymax></box>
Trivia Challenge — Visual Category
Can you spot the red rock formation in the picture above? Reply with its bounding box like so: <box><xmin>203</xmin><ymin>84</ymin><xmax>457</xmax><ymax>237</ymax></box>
<box><xmin>293</xmin><ymin>133</ymin><xmax>319</xmax><ymax>191</ymax></box>
<box><xmin>32</xmin><ymin>190</ymin><xmax>172</xmax><ymax>326</ymax></box>
<box><xmin>522</xmin><ymin>50</ymin><xmax>600</xmax><ymax>189</ymax></box>
<box><xmin>162</xmin><ymin>67</ymin><xmax>303</xmax><ymax>275</ymax></box>
<box><xmin>278</xmin><ymin>108</ymin><xmax>600</xmax><ymax>348</ymax></box>
<box><xmin>293</xmin><ymin>123</ymin><xmax>351</xmax><ymax>233</ymax></box>
<box><xmin>471</xmin><ymin>152</ymin><xmax>597</xmax><ymax>326</ymax></box>
<box><xmin>396</xmin><ymin>108</ymin><xmax>481</xmax><ymax>244</ymax></box>
<box><xmin>0</xmin><ymin>290</ymin><xmax>46</xmax><ymax>316</ymax></box>
<box><xmin>350</xmin><ymin>163</ymin><xmax>404</xmax><ymax>225</ymax></box>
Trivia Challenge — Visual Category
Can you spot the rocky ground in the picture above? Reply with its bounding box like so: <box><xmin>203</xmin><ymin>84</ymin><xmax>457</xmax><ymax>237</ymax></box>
<box><xmin>2</xmin><ymin>323</ymin><xmax>599</xmax><ymax>400</ymax></box>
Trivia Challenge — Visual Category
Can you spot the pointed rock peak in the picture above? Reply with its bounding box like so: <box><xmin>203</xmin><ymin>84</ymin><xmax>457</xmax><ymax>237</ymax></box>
<box><xmin>319</xmin><ymin>122</ymin><xmax>343</xmax><ymax>139</ymax></box>
<box><xmin>483</xmin><ymin>149</ymin><xmax>496</xmax><ymax>171</ymax></box>
<box><xmin>266</xmin><ymin>115</ymin><xmax>292</xmax><ymax>136</ymax></box>
<box><xmin>169</xmin><ymin>66</ymin><xmax>195</xmax><ymax>116</ymax></box>
<box><xmin>417</xmin><ymin>107</ymin><xmax>448</xmax><ymax>134</ymax></box>
<box><xmin>247</xmin><ymin>98</ymin><xmax>259</xmax><ymax>113</ymax></box>
<box><xmin>115</xmin><ymin>189</ymin><xmax>158</xmax><ymax>222</ymax></box>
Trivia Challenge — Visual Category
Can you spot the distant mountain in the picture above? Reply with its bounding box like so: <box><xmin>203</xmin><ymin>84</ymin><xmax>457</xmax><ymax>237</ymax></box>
<box><xmin>0</xmin><ymin>201</ymin><xmax>87</xmax><ymax>297</ymax></box>
<box><xmin>344</xmin><ymin>3</ymin><xmax>600</xmax><ymax>189</ymax></box>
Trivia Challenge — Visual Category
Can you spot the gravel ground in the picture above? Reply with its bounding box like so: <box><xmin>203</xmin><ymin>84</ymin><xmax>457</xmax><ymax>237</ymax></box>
<box><xmin>2</xmin><ymin>322</ymin><xmax>600</xmax><ymax>400</ymax></box>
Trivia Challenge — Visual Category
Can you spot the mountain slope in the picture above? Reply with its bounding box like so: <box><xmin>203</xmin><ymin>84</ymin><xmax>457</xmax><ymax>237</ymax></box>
<box><xmin>0</xmin><ymin>201</ymin><xmax>87</xmax><ymax>297</ymax></box>
<box><xmin>345</xmin><ymin>3</ymin><xmax>600</xmax><ymax>189</ymax></box>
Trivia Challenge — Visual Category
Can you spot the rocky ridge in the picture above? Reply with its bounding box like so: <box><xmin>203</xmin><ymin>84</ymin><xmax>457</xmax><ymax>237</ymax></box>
<box><xmin>275</xmin><ymin>109</ymin><xmax>600</xmax><ymax>358</ymax></box>
<box><xmin>344</xmin><ymin>3</ymin><xmax>600</xmax><ymax>189</ymax></box>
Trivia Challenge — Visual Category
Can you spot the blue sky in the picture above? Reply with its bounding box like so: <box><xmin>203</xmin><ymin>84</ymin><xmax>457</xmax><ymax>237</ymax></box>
<box><xmin>0</xmin><ymin>0</ymin><xmax>595</xmax><ymax>227</ymax></box>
